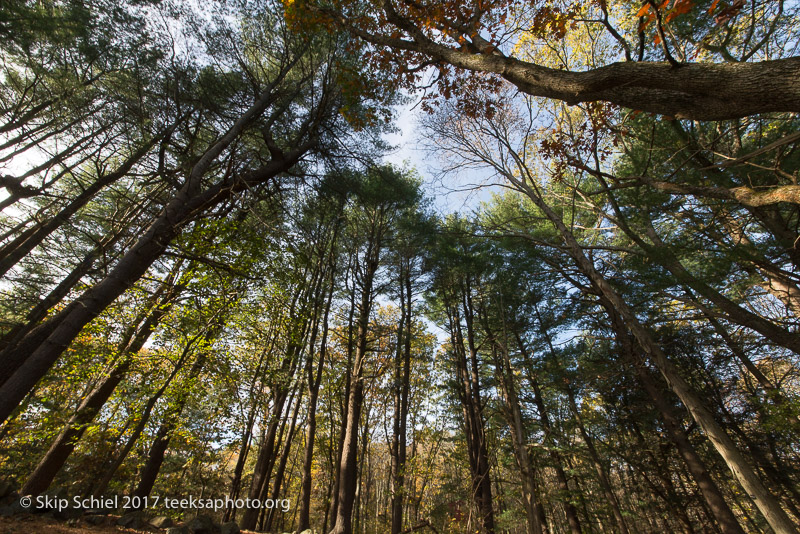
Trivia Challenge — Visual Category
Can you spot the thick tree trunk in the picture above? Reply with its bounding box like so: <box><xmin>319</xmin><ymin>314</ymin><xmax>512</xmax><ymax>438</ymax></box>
<box><xmin>0</xmin><ymin>73</ymin><xmax>318</xmax><ymax>423</ymax></box>
<box><xmin>0</xmin><ymin>142</ymin><xmax>309</xmax><ymax>424</ymax></box>
<box><xmin>350</xmin><ymin>7</ymin><xmax>800</xmax><ymax>120</ymax></box>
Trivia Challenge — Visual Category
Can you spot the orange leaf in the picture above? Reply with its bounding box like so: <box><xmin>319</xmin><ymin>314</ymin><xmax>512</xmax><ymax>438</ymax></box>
<box><xmin>636</xmin><ymin>4</ymin><xmax>651</xmax><ymax>17</ymax></box>
<box><xmin>708</xmin><ymin>0</ymin><xmax>719</xmax><ymax>12</ymax></box>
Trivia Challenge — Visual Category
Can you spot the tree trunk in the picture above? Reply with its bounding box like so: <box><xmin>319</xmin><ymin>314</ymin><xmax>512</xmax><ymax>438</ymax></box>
<box><xmin>0</xmin><ymin>217</ymin><xmax>131</xmax><ymax>353</ymax></box>
<box><xmin>445</xmin><ymin>283</ymin><xmax>495</xmax><ymax>534</ymax></box>
<box><xmin>391</xmin><ymin>260</ymin><xmax>413</xmax><ymax>534</ymax></box>
<box><xmin>0</xmin><ymin>136</ymin><xmax>159</xmax><ymax>278</ymax></box>
<box><xmin>264</xmin><ymin>387</ymin><xmax>304</xmax><ymax>532</ymax></box>
<box><xmin>239</xmin><ymin>390</ymin><xmax>292</xmax><ymax>530</ymax></box>
<box><xmin>131</xmin><ymin>339</ymin><xmax>212</xmax><ymax>504</ymax></box>
<box><xmin>507</xmin><ymin>174</ymin><xmax>798</xmax><ymax>534</ymax></box>
<box><xmin>565</xmin><ymin>389</ymin><xmax>629</xmax><ymax>534</ymax></box>
<box><xmin>525</xmin><ymin>366</ymin><xmax>582</xmax><ymax>534</ymax></box>
<box><xmin>298</xmin><ymin>264</ymin><xmax>336</xmax><ymax>532</ymax></box>
<box><xmin>0</xmin><ymin>80</ymin><xmax>317</xmax><ymax>423</ymax></box>
<box><xmin>329</xmin><ymin>241</ymin><xmax>380</xmax><ymax>534</ymax></box>
<box><xmin>604</xmin><ymin>303</ymin><xmax>746</xmax><ymax>534</ymax></box>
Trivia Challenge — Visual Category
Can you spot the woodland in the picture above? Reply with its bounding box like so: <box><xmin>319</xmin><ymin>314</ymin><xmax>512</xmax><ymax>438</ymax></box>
<box><xmin>0</xmin><ymin>0</ymin><xmax>798</xmax><ymax>533</ymax></box>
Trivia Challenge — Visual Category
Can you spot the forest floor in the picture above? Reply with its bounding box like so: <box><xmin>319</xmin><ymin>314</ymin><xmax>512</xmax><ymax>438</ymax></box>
<box><xmin>0</xmin><ymin>514</ymin><xmax>148</xmax><ymax>534</ymax></box>
<box><xmin>0</xmin><ymin>514</ymin><xmax>259</xmax><ymax>534</ymax></box>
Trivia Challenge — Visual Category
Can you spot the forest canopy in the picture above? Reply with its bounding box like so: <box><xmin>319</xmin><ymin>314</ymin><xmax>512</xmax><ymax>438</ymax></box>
<box><xmin>0</xmin><ymin>0</ymin><xmax>798</xmax><ymax>533</ymax></box>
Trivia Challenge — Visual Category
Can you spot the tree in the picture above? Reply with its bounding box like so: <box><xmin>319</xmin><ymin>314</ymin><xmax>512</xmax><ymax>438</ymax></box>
<box><xmin>0</xmin><ymin>0</ymin><xmax>379</xmax><ymax>425</ymax></box>
<box><xmin>329</xmin><ymin>165</ymin><xmax>422</xmax><ymax>534</ymax></box>
<box><xmin>291</xmin><ymin>0</ymin><xmax>800</xmax><ymax>120</ymax></box>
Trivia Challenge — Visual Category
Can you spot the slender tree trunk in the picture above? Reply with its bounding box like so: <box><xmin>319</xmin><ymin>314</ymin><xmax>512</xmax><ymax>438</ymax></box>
<box><xmin>480</xmin><ymin>314</ymin><xmax>546</xmax><ymax>534</ymax></box>
<box><xmin>239</xmin><ymin>390</ymin><xmax>292</xmax><ymax>530</ymax></box>
<box><xmin>91</xmin><ymin>348</ymin><xmax>188</xmax><ymax>497</ymax></box>
<box><xmin>329</xmin><ymin>243</ymin><xmax>380</xmax><ymax>534</ymax></box>
<box><xmin>565</xmin><ymin>389</ymin><xmax>629</xmax><ymax>534</ymax></box>
<box><xmin>516</xmin><ymin>338</ymin><xmax>581</xmax><ymax>534</ymax></box>
<box><xmin>264</xmin><ymin>387</ymin><xmax>304</xmax><ymax>532</ymax></box>
<box><xmin>298</xmin><ymin>267</ymin><xmax>336</xmax><ymax>532</ymax></box>
<box><xmin>528</xmin><ymin>306</ymin><xmax>621</xmax><ymax>534</ymax></box>
<box><xmin>329</xmin><ymin>267</ymin><xmax>358</xmax><ymax>530</ymax></box>
<box><xmin>604</xmin><ymin>303</ymin><xmax>746</xmax><ymax>534</ymax></box>
<box><xmin>130</xmin><ymin>309</ymin><xmax>231</xmax><ymax>504</ymax></box>
<box><xmin>0</xmin><ymin>136</ymin><xmax>159</xmax><ymax>278</ymax></box>
<box><xmin>445</xmin><ymin>284</ymin><xmax>495</xmax><ymax>534</ymax></box>
<box><xmin>223</xmin><ymin>343</ymin><xmax>273</xmax><ymax>522</ymax></box>
<box><xmin>391</xmin><ymin>261</ymin><xmax>413</xmax><ymax>534</ymax></box>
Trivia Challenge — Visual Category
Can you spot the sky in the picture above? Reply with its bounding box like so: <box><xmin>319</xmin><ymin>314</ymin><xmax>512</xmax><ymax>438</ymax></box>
<box><xmin>381</xmin><ymin>100</ymin><xmax>503</xmax><ymax>219</ymax></box>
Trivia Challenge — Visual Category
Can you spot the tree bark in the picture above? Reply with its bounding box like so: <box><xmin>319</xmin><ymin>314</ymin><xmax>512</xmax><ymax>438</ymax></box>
<box><xmin>565</xmin><ymin>389</ymin><xmax>629</xmax><ymax>534</ymax></box>
<box><xmin>0</xmin><ymin>136</ymin><xmax>159</xmax><ymax>278</ymax></box>
<box><xmin>0</xmin><ymin>66</ymin><xmax>323</xmax><ymax>422</ymax></box>
<box><xmin>298</xmin><ymin>259</ymin><xmax>337</xmax><ymax>532</ymax></box>
<box><xmin>0</xmin><ymin>140</ymin><xmax>312</xmax><ymax>424</ymax></box>
<box><xmin>338</xmin><ymin>3</ymin><xmax>800</xmax><ymax>120</ymax></box>
<box><xmin>131</xmin><ymin>332</ymin><xmax>214</xmax><ymax>504</ymax></box>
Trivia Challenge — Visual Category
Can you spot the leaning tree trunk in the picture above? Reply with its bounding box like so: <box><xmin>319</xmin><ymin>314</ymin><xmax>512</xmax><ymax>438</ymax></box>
<box><xmin>0</xmin><ymin>135</ymin><xmax>159</xmax><ymax>279</ymax></box>
<box><xmin>131</xmin><ymin>332</ymin><xmax>215</xmax><ymax>506</ymax></box>
<box><xmin>0</xmin><ymin>79</ymin><xmax>318</xmax><ymax>423</ymax></box>
<box><xmin>507</xmin><ymin>173</ymin><xmax>798</xmax><ymax>534</ymax></box>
